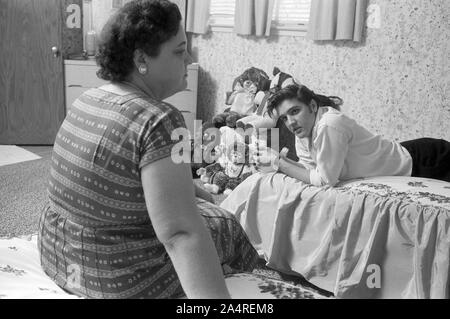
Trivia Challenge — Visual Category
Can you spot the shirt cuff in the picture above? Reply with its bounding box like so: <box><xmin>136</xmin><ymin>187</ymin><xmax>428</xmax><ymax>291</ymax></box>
<box><xmin>309</xmin><ymin>169</ymin><xmax>324</xmax><ymax>187</ymax></box>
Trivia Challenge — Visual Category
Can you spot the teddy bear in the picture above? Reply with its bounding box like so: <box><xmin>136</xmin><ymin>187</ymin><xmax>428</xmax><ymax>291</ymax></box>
<box><xmin>211</xmin><ymin>67</ymin><xmax>271</xmax><ymax>129</ymax></box>
<box><xmin>235</xmin><ymin>67</ymin><xmax>295</xmax><ymax>131</ymax></box>
<box><xmin>196</xmin><ymin>141</ymin><xmax>256</xmax><ymax>196</ymax></box>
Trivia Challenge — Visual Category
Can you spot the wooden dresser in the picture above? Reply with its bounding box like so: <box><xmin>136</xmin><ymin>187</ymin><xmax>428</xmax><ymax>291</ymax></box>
<box><xmin>64</xmin><ymin>59</ymin><xmax>199</xmax><ymax>135</ymax></box>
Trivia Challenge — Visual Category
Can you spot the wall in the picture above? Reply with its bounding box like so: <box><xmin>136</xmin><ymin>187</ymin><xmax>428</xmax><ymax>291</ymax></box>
<box><xmin>85</xmin><ymin>0</ymin><xmax>120</xmax><ymax>37</ymax></box>
<box><xmin>62</xmin><ymin>0</ymin><xmax>84</xmax><ymax>57</ymax></box>
<box><xmin>87</xmin><ymin>0</ymin><xmax>186</xmax><ymax>37</ymax></box>
<box><xmin>191</xmin><ymin>0</ymin><xmax>450</xmax><ymax>141</ymax></box>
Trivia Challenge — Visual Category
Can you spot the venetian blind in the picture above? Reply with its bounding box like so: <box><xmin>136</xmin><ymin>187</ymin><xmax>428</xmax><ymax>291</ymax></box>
<box><xmin>209</xmin><ymin>0</ymin><xmax>235</xmax><ymax>25</ymax></box>
<box><xmin>209</xmin><ymin>0</ymin><xmax>311</xmax><ymax>26</ymax></box>
<box><xmin>273</xmin><ymin>0</ymin><xmax>311</xmax><ymax>25</ymax></box>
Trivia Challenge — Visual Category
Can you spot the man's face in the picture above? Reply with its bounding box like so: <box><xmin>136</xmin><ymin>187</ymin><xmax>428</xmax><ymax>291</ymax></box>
<box><xmin>277</xmin><ymin>98</ymin><xmax>317</xmax><ymax>139</ymax></box>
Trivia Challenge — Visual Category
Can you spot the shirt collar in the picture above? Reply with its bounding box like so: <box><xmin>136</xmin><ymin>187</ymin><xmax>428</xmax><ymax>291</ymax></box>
<box><xmin>296</xmin><ymin>107</ymin><xmax>330</xmax><ymax>148</ymax></box>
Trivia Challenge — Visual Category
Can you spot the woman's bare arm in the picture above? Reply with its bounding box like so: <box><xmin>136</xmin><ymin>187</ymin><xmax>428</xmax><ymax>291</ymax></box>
<box><xmin>141</xmin><ymin>157</ymin><xmax>230</xmax><ymax>299</ymax></box>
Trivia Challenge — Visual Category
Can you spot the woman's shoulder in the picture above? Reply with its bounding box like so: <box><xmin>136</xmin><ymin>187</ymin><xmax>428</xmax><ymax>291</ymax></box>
<box><xmin>130</xmin><ymin>95</ymin><xmax>185</xmax><ymax>126</ymax></box>
<box><xmin>98</xmin><ymin>83</ymin><xmax>180</xmax><ymax>115</ymax></box>
<box><xmin>126</xmin><ymin>96</ymin><xmax>187</xmax><ymax>135</ymax></box>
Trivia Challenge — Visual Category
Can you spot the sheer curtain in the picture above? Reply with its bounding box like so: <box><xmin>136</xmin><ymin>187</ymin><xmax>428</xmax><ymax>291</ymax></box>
<box><xmin>186</xmin><ymin>0</ymin><xmax>211</xmax><ymax>34</ymax></box>
<box><xmin>234</xmin><ymin>0</ymin><xmax>275</xmax><ymax>36</ymax></box>
<box><xmin>307</xmin><ymin>0</ymin><xmax>368</xmax><ymax>42</ymax></box>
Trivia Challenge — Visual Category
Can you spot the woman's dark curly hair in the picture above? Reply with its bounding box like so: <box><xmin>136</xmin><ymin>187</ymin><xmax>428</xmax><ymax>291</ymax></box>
<box><xmin>266</xmin><ymin>83</ymin><xmax>343</xmax><ymax>118</ymax></box>
<box><xmin>96</xmin><ymin>0</ymin><xmax>182</xmax><ymax>81</ymax></box>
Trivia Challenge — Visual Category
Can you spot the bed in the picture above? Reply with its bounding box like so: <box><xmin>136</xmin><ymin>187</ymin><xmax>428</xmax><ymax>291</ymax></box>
<box><xmin>0</xmin><ymin>234</ymin><xmax>332</xmax><ymax>299</ymax></box>
<box><xmin>220</xmin><ymin>173</ymin><xmax>450</xmax><ymax>299</ymax></box>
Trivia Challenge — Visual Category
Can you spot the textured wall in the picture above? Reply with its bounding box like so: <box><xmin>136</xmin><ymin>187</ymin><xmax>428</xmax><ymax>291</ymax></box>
<box><xmin>191</xmin><ymin>0</ymin><xmax>449</xmax><ymax>141</ymax></box>
<box><xmin>62</xmin><ymin>0</ymin><xmax>84</xmax><ymax>57</ymax></box>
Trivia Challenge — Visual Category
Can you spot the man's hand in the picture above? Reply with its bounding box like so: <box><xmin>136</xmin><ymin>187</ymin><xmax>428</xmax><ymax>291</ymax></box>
<box><xmin>252</xmin><ymin>144</ymin><xmax>289</xmax><ymax>173</ymax></box>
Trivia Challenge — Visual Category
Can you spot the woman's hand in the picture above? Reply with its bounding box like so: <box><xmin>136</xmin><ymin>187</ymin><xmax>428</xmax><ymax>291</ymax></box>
<box><xmin>195</xmin><ymin>183</ymin><xmax>215</xmax><ymax>204</ymax></box>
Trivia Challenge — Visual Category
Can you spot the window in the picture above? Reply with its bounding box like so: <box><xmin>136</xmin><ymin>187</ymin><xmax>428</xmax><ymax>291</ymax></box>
<box><xmin>209</xmin><ymin>0</ymin><xmax>235</xmax><ymax>27</ymax></box>
<box><xmin>209</xmin><ymin>0</ymin><xmax>311</xmax><ymax>36</ymax></box>
<box><xmin>272</xmin><ymin>0</ymin><xmax>311</xmax><ymax>29</ymax></box>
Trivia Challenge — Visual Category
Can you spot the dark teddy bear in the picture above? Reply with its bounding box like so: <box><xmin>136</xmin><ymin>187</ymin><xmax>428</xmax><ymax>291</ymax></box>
<box><xmin>211</xmin><ymin>67</ymin><xmax>271</xmax><ymax>129</ymax></box>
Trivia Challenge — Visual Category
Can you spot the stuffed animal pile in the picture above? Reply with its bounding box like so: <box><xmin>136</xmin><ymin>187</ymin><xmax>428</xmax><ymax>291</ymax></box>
<box><xmin>196</xmin><ymin>66</ymin><xmax>296</xmax><ymax>195</ymax></box>
<box><xmin>211</xmin><ymin>67</ymin><xmax>271</xmax><ymax>129</ymax></box>
<box><xmin>196</xmin><ymin>141</ymin><xmax>256</xmax><ymax>196</ymax></box>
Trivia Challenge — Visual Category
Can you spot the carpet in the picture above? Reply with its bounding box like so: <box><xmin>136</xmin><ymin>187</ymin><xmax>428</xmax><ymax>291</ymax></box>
<box><xmin>0</xmin><ymin>146</ymin><xmax>41</xmax><ymax>167</ymax></box>
<box><xmin>0</xmin><ymin>153</ymin><xmax>51</xmax><ymax>237</ymax></box>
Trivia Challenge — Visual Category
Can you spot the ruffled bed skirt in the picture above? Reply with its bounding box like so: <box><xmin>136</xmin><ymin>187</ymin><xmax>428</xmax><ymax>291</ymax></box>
<box><xmin>220</xmin><ymin>173</ymin><xmax>450</xmax><ymax>299</ymax></box>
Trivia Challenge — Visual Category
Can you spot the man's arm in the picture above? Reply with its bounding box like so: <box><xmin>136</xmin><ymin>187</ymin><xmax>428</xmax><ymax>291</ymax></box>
<box><xmin>278</xmin><ymin>156</ymin><xmax>311</xmax><ymax>184</ymax></box>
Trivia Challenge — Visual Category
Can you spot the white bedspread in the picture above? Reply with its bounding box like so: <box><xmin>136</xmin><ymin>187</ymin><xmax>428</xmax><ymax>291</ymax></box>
<box><xmin>220</xmin><ymin>173</ymin><xmax>450</xmax><ymax>299</ymax></box>
<box><xmin>0</xmin><ymin>235</ymin><xmax>330</xmax><ymax>299</ymax></box>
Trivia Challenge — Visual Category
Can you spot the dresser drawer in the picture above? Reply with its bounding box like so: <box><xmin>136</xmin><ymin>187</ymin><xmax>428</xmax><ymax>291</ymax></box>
<box><xmin>180</xmin><ymin>111</ymin><xmax>196</xmax><ymax>137</ymax></box>
<box><xmin>64</xmin><ymin>61</ymin><xmax>199</xmax><ymax>124</ymax></box>
<box><xmin>65</xmin><ymin>86</ymin><xmax>90</xmax><ymax>112</ymax></box>
<box><xmin>65</xmin><ymin>64</ymin><xmax>108</xmax><ymax>88</ymax></box>
<box><xmin>164</xmin><ymin>89</ymin><xmax>197</xmax><ymax>113</ymax></box>
<box><xmin>186</xmin><ymin>66</ymin><xmax>198</xmax><ymax>92</ymax></box>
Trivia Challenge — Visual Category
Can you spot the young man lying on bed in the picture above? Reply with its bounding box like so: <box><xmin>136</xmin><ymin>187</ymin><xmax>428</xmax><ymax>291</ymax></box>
<box><xmin>253</xmin><ymin>83</ymin><xmax>450</xmax><ymax>186</ymax></box>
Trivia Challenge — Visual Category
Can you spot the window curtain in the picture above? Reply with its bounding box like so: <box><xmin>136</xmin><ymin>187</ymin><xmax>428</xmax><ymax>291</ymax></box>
<box><xmin>307</xmin><ymin>0</ymin><xmax>368</xmax><ymax>42</ymax></box>
<box><xmin>234</xmin><ymin>0</ymin><xmax>275</xmax><ymax>36</ymax></box>
<box><xmin>186</xmin><ymin>0</ymin><xmax>211</xmax><ymax>34</ymax></box>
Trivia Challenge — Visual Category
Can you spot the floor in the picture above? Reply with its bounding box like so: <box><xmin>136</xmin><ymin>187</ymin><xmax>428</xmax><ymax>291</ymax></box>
<box><xmin>21</xmin><ymin>146</ymin><xmax>53</xmax><ymax>158</ymax></box>
<box><xmin>0</xmin><ymin>145</ymin><xmax>52</xmax><ymax>168</ymax></box>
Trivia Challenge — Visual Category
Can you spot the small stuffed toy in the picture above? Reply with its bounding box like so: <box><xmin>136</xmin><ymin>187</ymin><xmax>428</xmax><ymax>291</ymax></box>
<box><xmin>196</xmin><ymin>141</ymin><xmax>255</xmax><ymax>196</ymax></box>
<box><xmin>236</xmin><ymin>67</ymin><xmax>295</xmax><ymax>131</ymax></box>
<box><xmin>212</xmin><ymin>67</ymin><xmax>271</xmax><ymax>129</ymax></box>
<box><xmin>270</xmin><ymin>66</ymin><xmax>295</xmax><ymax>90</ymax></box>
<box><xmin>191</xmin><ymin>121</ymin><xmax>219</xmax><ymax>178</ymax></box>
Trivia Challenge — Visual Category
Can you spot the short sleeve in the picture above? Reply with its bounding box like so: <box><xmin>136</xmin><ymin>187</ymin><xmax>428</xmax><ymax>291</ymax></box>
<box><xmin>139</xmin><ymin>107</ymin><xmax>187</xmax><ymax>169</ymax></box>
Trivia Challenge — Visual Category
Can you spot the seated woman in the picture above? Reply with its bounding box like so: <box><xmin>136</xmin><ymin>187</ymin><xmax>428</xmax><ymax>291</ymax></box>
<box><xmin>255</xmin><ymin>83</ymin><xmax>450</xmax><ymax>186</ymax></box>
<box><xmin>38</xmin><ymin>0</ymin><xmax>258</xmax><ymax>299</ymax></box>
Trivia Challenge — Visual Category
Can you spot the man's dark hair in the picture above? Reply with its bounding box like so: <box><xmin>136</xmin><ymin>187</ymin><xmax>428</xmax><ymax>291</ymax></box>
<box><xmin>267</xmin><ymin>83</ymin><xmax>343</xmax><ymax>118</ymax></box>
